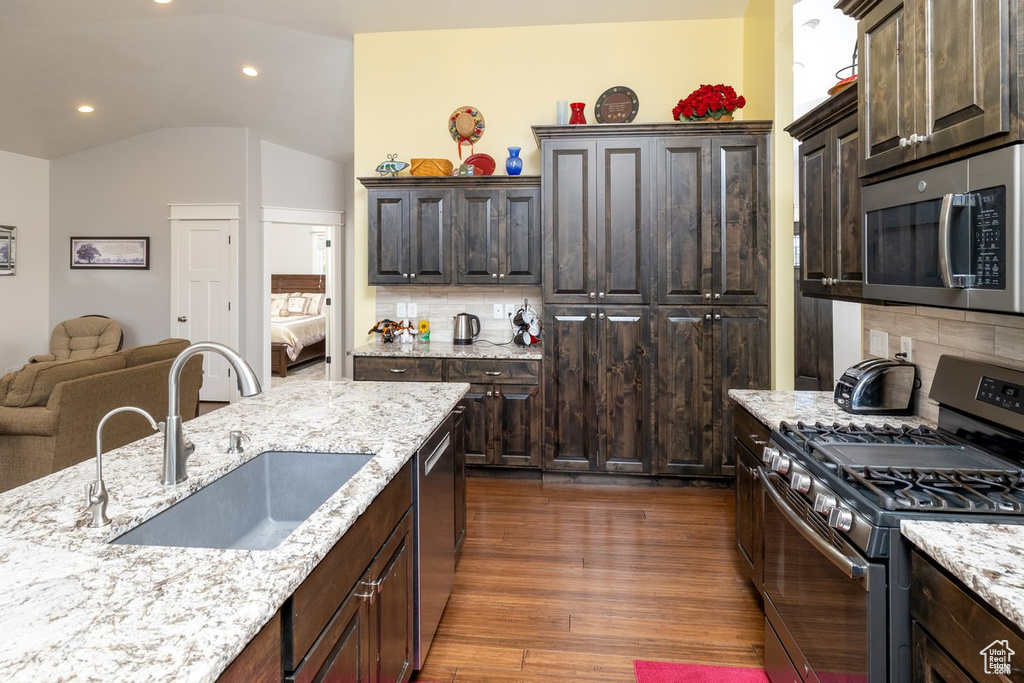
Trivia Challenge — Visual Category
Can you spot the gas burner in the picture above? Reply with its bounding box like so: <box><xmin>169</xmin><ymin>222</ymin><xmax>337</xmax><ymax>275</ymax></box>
<box><xmin>843</xmin><ymin>466</ymin><xmax>1024</xmax><ymax>513</ymax></box>
<box><xmin>778</xmin><ymin>421</ymin><xmax>952</xmax><ymax>458</ymax></box>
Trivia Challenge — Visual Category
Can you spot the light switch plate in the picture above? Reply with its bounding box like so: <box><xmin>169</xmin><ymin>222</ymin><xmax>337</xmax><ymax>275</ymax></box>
<box><xmin>869</xmin><ymin>329</ymin><xmax>889</xmax><ymax>357</ymax></box>
<box><xmin>407</xmin><ymin>303</ymin><xmax>418</xmax><ymax>318</ymax></box>
<box><xmin>900</xmin><ymin>336</ymin><xmax>912</xmax><ymax>363</ymax></box>
<box><xmin>396</xmin><ymin>302</ymin><xmax>407</xmax><ymax>317</ymax></box>
<box><xmin>505</xmin><ymin>303</ymin><xmax>517</xmax><ymax>318</ymax></box>
<box><xmin>493</xmin><ymin>303</ymin><xmax>504</xmax><ymax>319</ymax></box>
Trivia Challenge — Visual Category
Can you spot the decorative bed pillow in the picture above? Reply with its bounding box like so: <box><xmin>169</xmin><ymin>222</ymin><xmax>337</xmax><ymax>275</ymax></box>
<box><xmin>286</xmin><ymin>295</ymin><xmax>310</xmax><ymax>316</ymax></box>
<box><xmin>302</xmin><ymin>293</ymin><xmax>325</xmax><ymax>315</ymax></box>
<box><xmin>270</xmin><ymin>298</ymin><xmax>287</xmax><ymax>317</ymax></box>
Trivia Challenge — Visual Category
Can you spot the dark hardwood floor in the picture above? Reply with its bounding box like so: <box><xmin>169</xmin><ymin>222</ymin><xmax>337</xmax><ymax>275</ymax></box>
<box><xmin>413</xmin><ymin>478</ymin><xmax>764</xmax><ymax>682</ymax></box>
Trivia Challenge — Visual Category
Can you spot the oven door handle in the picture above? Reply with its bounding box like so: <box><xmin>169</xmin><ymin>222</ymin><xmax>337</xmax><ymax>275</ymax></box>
<box><xmin>757</xmin><ymin>468</ymin><xmax>867</xmax><ymax>580</ymax></box>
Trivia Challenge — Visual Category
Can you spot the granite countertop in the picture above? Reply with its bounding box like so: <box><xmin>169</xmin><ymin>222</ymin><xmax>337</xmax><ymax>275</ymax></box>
<box><xmin>350</xmin><ymin>340</ymin><xmax>542</xmax><ymax>360</ymax></box>
<box><xmin>728</xmin><ymin>389</ymin><xmax>936</xmax><ymax>430</ymax></box>
<box><xmin>0</xmin><ymin>379</ymin><xmax>467</xmax><ymax>683</ymax></box>
<box><xmin>901</xmin><ymin>521</ymin><xmax>1024</xmax><ymax>633</ymax></box>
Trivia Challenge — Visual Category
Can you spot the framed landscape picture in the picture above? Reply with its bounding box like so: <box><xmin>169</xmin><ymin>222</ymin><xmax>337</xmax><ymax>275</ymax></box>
<box><xmin>0</xmin><ymin>226</ymin><xmax>14</xmax><ymax>276</ymax></box>
<box><xmin>70</xmin><ymin>237</ymin><xmax>149</xmax><ymax>270</ymax></box>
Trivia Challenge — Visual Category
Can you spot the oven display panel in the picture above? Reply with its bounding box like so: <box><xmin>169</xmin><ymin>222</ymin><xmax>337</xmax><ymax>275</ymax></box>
<box><xmin>978</xmin><ymin>376</ymin><xmax>1024</xmax><ymax>414</ymax></box>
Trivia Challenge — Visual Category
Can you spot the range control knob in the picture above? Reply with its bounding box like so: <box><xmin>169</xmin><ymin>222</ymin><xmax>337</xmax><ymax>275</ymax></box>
<box><xmin>789</xmin><ymin>473</ymin><xmax>811</xmax><ymax>494</ymax></box>
<box><xmin>813</xmin><ymin>493</ymin><xmax>838</xmax><ymax>514</ymax></box>
<box><xmin>828</xmin><ymin>507</ymin><xmax>854</xmax><ymax>532</ymax></box>
<box><xmin>761</xmin><ymin>446</ymin><xmax>780</xmax><ymax>465</ymax></box>
<box><xmin>770</xmin><ymin>454</ymin><xmax>792</xmax><ymax>475</ymax></box>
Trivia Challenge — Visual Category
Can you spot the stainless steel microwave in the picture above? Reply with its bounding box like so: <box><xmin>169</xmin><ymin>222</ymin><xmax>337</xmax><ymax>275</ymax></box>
<box><xmin>862</xmin><ymin>143</ymin><xmax>1022</xmax><ymax>313</ymax></box>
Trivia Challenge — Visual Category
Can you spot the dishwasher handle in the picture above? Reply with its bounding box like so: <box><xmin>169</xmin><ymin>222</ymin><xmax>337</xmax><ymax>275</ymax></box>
<box><xmin>423</xmin><ymin>434</ymin><xmax>451</xmax><ymax>475</ymax></box>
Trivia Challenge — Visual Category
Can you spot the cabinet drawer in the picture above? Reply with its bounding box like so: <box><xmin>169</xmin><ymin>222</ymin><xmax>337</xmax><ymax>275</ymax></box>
<box><xmin>911</xmin><ymin>551</ymin><xmax>1024</xmax><ymax>681</ymax></box>
<box><xmin>353</xmin><ymin>357</ymin><xmax>443</xmax><ymax>382</ymax></box>
<box><xmin>733</xmin><ymin>407</ymin><xmax>770</xmax><ymax>461</ymax></box>
<box><xmin>446</xmin><ymin>359</ymin><xmax>540</xmax><ymax>384</ymax></box>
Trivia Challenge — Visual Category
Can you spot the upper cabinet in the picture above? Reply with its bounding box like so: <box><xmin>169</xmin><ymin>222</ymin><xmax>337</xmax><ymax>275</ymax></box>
<box><xmin>786</xmin><ymin>86</ymin><xmax>866</xmax><ymax>300</ymax></box>
<box><xmin>360</xmin><ymin>176</ymin><xmax>541</xmax><ymax>287</ymax></box>
<box><xmin>841</xmin><ymin>0</ymin><xmax>1012</xmax><ymax>177</ymax></box>
<box><xmin>540</xmin><ymin>137</ymin><xmax>651</xmax><ymax>305</ymax></box>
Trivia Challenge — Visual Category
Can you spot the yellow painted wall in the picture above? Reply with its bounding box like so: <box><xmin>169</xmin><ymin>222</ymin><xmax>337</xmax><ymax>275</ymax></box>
<box><xmin>353</xmin><ymin>19</ymin><xmax>747</xmax><ymax>345</ymax></box>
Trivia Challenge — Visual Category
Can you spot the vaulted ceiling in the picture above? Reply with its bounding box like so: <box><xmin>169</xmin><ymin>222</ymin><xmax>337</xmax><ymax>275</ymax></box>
<box><xmin>0</xmin><ymin>0</ymin><xmax>751</xmax><ymax>162</ymax></box>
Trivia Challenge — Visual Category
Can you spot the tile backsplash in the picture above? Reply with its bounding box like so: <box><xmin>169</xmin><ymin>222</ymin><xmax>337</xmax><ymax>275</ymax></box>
<box><xmin>862</xmin><ymin>304</ymin><xmax>1024</xmax><ymax>421</ymax></box>
<box><xmin>372</xmin><ymin>285</ymin><xmax>543</xmax><ymax>344</ymax></box>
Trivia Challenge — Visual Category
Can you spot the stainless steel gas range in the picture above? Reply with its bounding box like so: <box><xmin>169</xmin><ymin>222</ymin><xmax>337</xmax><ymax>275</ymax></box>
<box><xmin>759</xmin><ymin>355</ymin><xmax>1024</xmax><ymax>683</ymax></box>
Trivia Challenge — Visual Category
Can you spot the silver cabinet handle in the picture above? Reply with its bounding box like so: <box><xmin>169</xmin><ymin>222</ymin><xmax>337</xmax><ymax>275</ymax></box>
<box><xmin>589</xmin><ymin>291</ymin><xmax>596</xmax><ymax>299</ymax></box>
<box><xmin>599</xmin><ymin>312</ymin><xmax>605</xmax><ymax>319</ymax></box>
<box><xmin>821</xmin><ymin>277</ymin><xmax>828</xmax><ymax>286</ymax></box>
<box><xmin>590</xmin><ymin>312</ymin><xmax>596</xmax><ymax>319</ymax></box>
<box><xmin>410</xmin><ymin>273</ymin><xmax>416</xmax><ymax>279</ymax></box>
<box><xmin>713</xmin><ymin>293</ymin><xmax>721</xmax><ymax>300</ymax></box>
<box><xmin>910</xmin><ymin>133</ymin><xmax>929</xmax><ymax>145</ymax></box>
<box><xmin>899</xmin><ymin>137</ymin><xmax>912</xmax><ymax>148</ymax></box>
<box><xmin>704</xmin><ymin>293</ymin><xmax>711</xmax><ymax>300</ymax></box>
<box><xmin>705</xmin><ymin>313</ymin><xmax>711</xmax><ymax>320</ymax></box>
<box><xmin>177</xmin><ymin>315</ymin><xmax>188</xmax><ymax>322</ymax></box>
<box><xmin>487</xmin><ymin>390</ymin><xmax>493</xmax><ymax>397</ymax></box>
<box><xmin>492</xmin><ymin>273</ymin><xmax>498</xmax><ymax>279</ymax></box>
<box><xmin>499</xmin><ymin>273</ymin><xmax>506</xmax><ymax>279</ymax></box>
<box><xmin>355</xmin><ymin>578</ymin><xmax>383</xmax><ymax>602</ymax></box>
<box><xmin>714</xmin><ymin>314</ymin><xmax>721</xmax><ymax>320</ymax></box>
<box><xmin>389</xmin><ymin>368</ymin><xmax>407</xmax><ymax>374</ymax></box>
<box><xmin>485</xmin><ymin>371</ymin><xmax>502</xmax><ymax>376</ymax></box>
<box><xmin>598</xmin><ymin>292</ymin><xmax>605</xmax><ymax>299</ymax></box>
<box><xmin>402</xmin><ymin>273</ymin><xmax>409</xmax><ymax>279</ymax></box>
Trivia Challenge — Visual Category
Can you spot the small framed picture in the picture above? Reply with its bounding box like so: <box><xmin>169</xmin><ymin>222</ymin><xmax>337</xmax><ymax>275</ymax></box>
<box><xmin>70</xmin><ymin>237</ymin><xmax>150</xmax><ymax>270</ymax></box>
<box><xmin>0</xmin><ymin>226</ymin><xmax>14</xmax><ymax>276</ymax></box>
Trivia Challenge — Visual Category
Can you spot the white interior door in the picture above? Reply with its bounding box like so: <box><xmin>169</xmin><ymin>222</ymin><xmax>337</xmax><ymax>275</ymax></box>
<box><xmin>171</xmin><ymin>206</ymin><xmax>239</xmax><ymax>402</ymax></box>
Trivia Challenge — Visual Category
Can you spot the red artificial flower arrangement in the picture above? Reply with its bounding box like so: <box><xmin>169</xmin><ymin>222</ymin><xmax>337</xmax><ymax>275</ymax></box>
<box><xmin>672</xmin><ymin>84</ymin><xmax>746</xmax><ymax>122</ymax></box>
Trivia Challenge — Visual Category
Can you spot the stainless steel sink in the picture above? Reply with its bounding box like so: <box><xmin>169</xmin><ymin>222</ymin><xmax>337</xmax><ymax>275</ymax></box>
<box><xmin>112</xmin><ymin>451</ymin><xmax>373</xmax><ymax>550</ymax></box>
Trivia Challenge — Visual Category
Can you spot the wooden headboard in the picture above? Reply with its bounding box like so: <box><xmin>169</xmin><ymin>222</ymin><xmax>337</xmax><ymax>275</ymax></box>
<box><xmin>271</xmin><ymin>273</ymin><xmax>325</xmax><ymax>294</ymax></box>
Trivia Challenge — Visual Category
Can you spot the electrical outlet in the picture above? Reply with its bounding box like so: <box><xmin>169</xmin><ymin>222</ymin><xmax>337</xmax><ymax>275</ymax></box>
<box><xmin>900</xmin><ymin>336</ymin><xmax>913</xmax><ymax>362</ymax></box>
<box><xmin>407</xmin><ymin>303</ymin><xmax>418</xmax><ymax>318</ymax></box>
<box><xmin>396</xmin><ymin>302</ymin><xmax>407</xmax><ymax>317</ymax></box>
<box><xmin>505</xmin><ymin>303</ymin><xmax>517</xmax><ymax>318</ymax></box>
<box><xmin>869</xmin><ymin>329</ymin><xmax>889</xmax><ymax>357</ymax></box>
<box><xmin>493</xmin><ymin>303</ymin><xmax>504</xmax><ymax>319</ymax></box>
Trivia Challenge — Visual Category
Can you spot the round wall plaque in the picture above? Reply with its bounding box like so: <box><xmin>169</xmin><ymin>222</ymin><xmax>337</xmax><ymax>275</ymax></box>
<box><xmin>594</xmin><ymin>86</ymin><xmax>639</xmax><ymax>124</ymax></box>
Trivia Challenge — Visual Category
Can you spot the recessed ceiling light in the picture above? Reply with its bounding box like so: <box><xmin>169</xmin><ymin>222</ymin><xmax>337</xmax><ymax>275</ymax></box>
<box><xmin>76</xmin><ymin>105</ymin><xmax>96</xmax><ymax>114</ymax></box>
<box><xmin>241</xmin><ymin>66</ymin><xmax>259</xmax><ymax>78</ymax></box>
<box><xmin>152</xmin><ymin>0</ymin><xmax>173</xmax><ymax>4</ymax></box>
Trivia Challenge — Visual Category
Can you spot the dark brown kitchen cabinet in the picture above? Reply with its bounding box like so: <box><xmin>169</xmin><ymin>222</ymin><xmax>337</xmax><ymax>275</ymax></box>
<box><xmin>732</xmin><ymin>407</ymin><xmax>769</xmax><ymax>590</ymax></box>
<box><xmin>844</xmin><ymin>0</ymin><xmax>1011</xmax><ymax>176</ymax></box>
<box><xmin>454</xmin><ymin>184</ymin><xmax>541</xmax><ymax>285</ymax></box>
<box><xmin>541</xmin><ymin>138</ymin><xmax>651</xmax><ymax>305</ymax></box>
<box><xmin>365</xmin><ymin>187</ymin><xmax>450</xmax><ymax>285</ymax></box>
<box><xmin>911</xmin><ymin>550</ymin><xmax>1024</xmax><ymax>681</ymax></box>
<box><xmin>218</xmin><ymin>613</ymin><xmax>282</xmax><ymax>683</ymax></box>
<box><xmin>448</xmin><ymin>359</ymin><xmax>542</xmax><ymax>469</ymax></box>
<box><xmin>654</xmin><ymin>307</ymin><xmax>769</xmax><ymax>476</ymax></box>
<box><xmin>544</xmin><ymin>306</ymin><xmax>650</xmax><ymax>473</ymax></box>
<box><xmin>786</xmin><ymin>86</ymin><xmax>865</xmax><ymax>300</ymax></box>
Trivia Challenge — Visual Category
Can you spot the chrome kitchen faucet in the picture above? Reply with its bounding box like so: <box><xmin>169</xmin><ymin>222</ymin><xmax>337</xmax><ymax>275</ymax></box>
<box><xmin>163</xmin><ymin>342</ymin><xmax>261</xmax><ymax>486</ymax></box>
<box><xmin>87</xmin><ymin>406</ymin><xmax>163</xmax><ymax>527</ymax></box>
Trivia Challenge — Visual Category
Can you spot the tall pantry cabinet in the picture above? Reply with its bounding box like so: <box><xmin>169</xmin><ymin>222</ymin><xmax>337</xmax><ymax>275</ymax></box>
<box><xmin>534</xmin><ymin>122</ymin><xmax>772</xmax><ymax>478</ymax></box>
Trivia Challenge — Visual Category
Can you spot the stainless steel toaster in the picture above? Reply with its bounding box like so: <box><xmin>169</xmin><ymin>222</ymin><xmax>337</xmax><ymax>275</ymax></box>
<box><xmin>834</xmin><ymin>358</ymin><xmax>920</xmax><ymax>415</ymax></box>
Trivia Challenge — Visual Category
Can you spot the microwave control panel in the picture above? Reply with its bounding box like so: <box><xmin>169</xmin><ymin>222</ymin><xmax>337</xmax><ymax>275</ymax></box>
<box><xmin>978</xmin><ymin>376</ymin><xmax>1024</xmax><ymax>415</ymax></box>
<box><xmin>972</xmin><ymin>186</ymin><xmax>1006</xmax><ymax>289</ymax></box>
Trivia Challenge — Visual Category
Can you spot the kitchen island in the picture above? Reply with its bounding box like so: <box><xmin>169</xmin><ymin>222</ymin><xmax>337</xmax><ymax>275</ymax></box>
<box><xmin>0</xmin><ymin>378</ymin><xmax>467</xmax><ymax>682</ymax></box>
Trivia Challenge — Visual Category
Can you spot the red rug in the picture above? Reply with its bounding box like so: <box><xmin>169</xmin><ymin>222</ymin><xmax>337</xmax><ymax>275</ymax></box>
<box><xmin>634</xmin><ymin>660</ymin><xmax>770</xmax><ymax>682</ymax></box>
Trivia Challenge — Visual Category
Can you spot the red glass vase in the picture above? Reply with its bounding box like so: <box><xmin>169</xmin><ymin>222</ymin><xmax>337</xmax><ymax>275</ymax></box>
<box><xmin>569</xmin><ymin>102</ymin><xmax>586</xmax><ymax>125</ymax></box>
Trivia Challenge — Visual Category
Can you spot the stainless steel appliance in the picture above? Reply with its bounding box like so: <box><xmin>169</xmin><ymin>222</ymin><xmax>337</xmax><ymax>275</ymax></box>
<box><xmin>862</xmin><ymin>143</ymin><xmax>1022</xmax><ymax>313</ymax></box>
<box><xmin>413</xmin><ymin>415</ymin><xmax>456</xmax><ymax>669</ymax></box>
<box><xmin>834</xmin><ymin>358</ymin><xmax>919</xmax><ymax>415</ymax></box>
<box><xmin>760</xmin><ymin>355</ymin><xmax>1024</xmax><ymax>682</ymax></box>
<box><xmin>452</xmin><ymin>312</ymin><xmax>480</xmax><ymax>345</ymax></box>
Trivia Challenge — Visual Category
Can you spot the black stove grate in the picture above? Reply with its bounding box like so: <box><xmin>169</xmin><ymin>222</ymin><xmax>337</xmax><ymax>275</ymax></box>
<box><xmin>844</xmin><ymin>467</ymin><xmax>1024</xmax><ymax>512</ymax></box>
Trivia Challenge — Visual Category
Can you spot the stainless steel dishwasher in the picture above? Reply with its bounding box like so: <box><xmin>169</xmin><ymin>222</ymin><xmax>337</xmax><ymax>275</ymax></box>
<box><xmin>413</xmin><ymin>413</ymin><xmax>456</xmax><ymax>669</ymax></box>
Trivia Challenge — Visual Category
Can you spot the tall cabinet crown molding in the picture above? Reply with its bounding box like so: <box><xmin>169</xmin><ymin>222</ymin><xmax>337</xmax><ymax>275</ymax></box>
<box><xmin>533</xmin><ymin>121</ymin><xmax>775</xmax><ymax>145</ymax></box>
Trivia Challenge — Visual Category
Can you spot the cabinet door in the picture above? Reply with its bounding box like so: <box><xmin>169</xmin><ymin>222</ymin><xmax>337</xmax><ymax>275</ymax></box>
<box><xmin>860</xmin><ymin>0</ymin><xmax>916</xmax><ymax>175</ymax></box>
<box><xmin>831</xmin><ymin>113</ymin><xmax>864</xmax><ymax>297</ymax></box>
<box><xmin>368</xmin><ymin>190</ymin><xmax>411</xmax><ymax>285</ymax></box>
<box><xmin>371</xmin><ymin>513</ymin><xmax>414</xmax><ymax>683</ymax></box>
<box><xmin>711</xmin><ymin>136</ymin><xmax>770</xmax><ymax>305</ymax></box>
<box><xmin>453</xmin><ymin>406</ymin><xmax>467</xmax><ymax>557</ymax></box>
<box><xmin>714</xmin><ymin>307</ymin><xmax>770</xmax><ymax>475</ymax></box>
<box><xmin>596</xmin><ymin>309</ymin><xmax>650</xmax><ymax>473</ymax></box>
<box><xmin>543</xmin><ymin>141</ymin><xmax>597</xmax><ymax>303</ymax></box>
<box><xmin>916</xmin><ymin>0</ymin><xmax>1010</xmax><ymax>160</ymax></box>
<box><xmin>408</xmin><ymin>190</ymin><xmax>450</xmax><ymax>284</ymax></box>
<box><xmin>655</xmin><ymin>308</ymin><xmax>713</xmax><ymax>475</ymax></box>
<box><xmin>655</xmin><ymin>136</ymin><xmax>712</xmax><ymax>304</ymax></box>
<box><xmin>289</xmin><ymin>583</ymin><xmax>372</xmax><ymax>683</ymax></box>
<box><xmin>595</xmin><ymin>139</ymin><xmax>650</xmax><ymax>304</ymax></box>
<box><xmin>794</xmin><ymin>265</ymin><xmax>835</xmax><ymax>391</ymax></box>
<box><xmin>911</xmin><ymin>623</ymin><xmax>973</xmax><ymax>683</ymax></box>
<box><xmin>494</xmin><ymin>383</ymin><xmax>542</xmax><ymax>468</ymax></box>
<box><xmin>460</xmin><ymin>386</ymin><xmax>491</xmax><ymax>466</ymax></box>
<box><xmin>455</xmin><ymin>190</ymin><xmax>500</xmax><ymax>284</ymax></box>
<box><xmin>543</xmin><ymin>308</ymin><xmax>597</xmax><ymax>470</ymax></box>
<box><xmin>500</xmin><ymin>187</ymin><xmax>542</xmax><ymax>284</ymax></box>
<box><xmin>734</xmin><ymin>441</ymin><xmax>756</xmax><ymax>583</ymax></box>
<box><xmin>798</xmin><ymin>129</ymin><xmax>831</xmax><ymax>297</ymax></box>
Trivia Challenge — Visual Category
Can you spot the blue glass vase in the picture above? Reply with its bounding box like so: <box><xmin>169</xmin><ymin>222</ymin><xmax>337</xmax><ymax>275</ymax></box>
<box><xmin>505</xmin><ymin>146</ymin><xmax>523</xmax><ymax>176</ymax></box>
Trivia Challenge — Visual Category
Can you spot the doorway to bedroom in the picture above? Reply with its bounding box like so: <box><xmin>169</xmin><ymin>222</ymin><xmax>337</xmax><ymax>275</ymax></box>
<box><xmin>262</xmin><ymin>207</ymin><xmax>343</xmax><ymax>385</ymax></box>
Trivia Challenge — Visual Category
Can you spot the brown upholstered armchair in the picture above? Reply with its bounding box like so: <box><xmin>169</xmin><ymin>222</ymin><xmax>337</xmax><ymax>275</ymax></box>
<box><xmin>29</xmin><ymin>315</ymin><xmax>124</xmax><ymax>363</ymax></box>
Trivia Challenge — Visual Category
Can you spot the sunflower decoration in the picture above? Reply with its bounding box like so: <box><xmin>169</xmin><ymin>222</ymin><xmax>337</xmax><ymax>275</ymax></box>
<box><xmin>418</xmin><ymin>319</ymin><xmax>430</xmax><ymax>342</ymax></box>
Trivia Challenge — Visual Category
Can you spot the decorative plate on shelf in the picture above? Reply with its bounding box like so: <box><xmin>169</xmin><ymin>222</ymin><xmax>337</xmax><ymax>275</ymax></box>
<box><xmin>464</xmin><ymin>153</ymin><xmax>496</xmax><ymax>176</ymax></box>
<box><xmin>594</xmin><ymin>86</ymin><xmax>639</xmax><ymax>124</ymax></box>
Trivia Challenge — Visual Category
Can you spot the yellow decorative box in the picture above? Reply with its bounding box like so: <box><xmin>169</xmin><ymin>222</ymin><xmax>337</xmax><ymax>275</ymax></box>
<box><xmin>410</xmin><ymin>158</ymin><xmax>454</xmax><ymax>177</ymax></box>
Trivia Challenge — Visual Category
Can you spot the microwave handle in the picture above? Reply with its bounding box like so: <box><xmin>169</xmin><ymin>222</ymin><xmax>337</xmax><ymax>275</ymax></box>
<box><xmin>938</xmin><ymin>193</ymin><xmax>955</xmax><ymax>288</ymax></box>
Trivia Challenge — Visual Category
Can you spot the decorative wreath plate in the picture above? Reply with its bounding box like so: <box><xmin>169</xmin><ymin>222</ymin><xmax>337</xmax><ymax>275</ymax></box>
<box><xmin>594</xmin><ymin>86</ymin><xmax>639</xmax><ymax>124</ymax></box>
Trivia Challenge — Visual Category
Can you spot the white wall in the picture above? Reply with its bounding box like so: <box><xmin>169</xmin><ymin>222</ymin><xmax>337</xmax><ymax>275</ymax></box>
<box><xmin>49</xmin><ymin>127</ymin><xmax>249</xmax><ymax>348</ymax></box>
<box><xmin>261</xmin><ymin>141</ymin><xmax>345</xmax><ymax>211</ymax></box>
<box><xmin>0</xmin><ymin>150</ymin><xmax>50</xmax><ymax>373</ymax></box>
<box><xmin>270</xmin><ymin>224</ymin><xmax>324</xmax><ymax>274</ymax></box>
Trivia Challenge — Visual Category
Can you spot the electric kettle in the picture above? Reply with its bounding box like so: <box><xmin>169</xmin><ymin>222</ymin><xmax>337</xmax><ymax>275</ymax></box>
<box><xmin>452</xmin><ymin>313</ymin><xmax>481</xmax><ymax>345</ymax></box>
